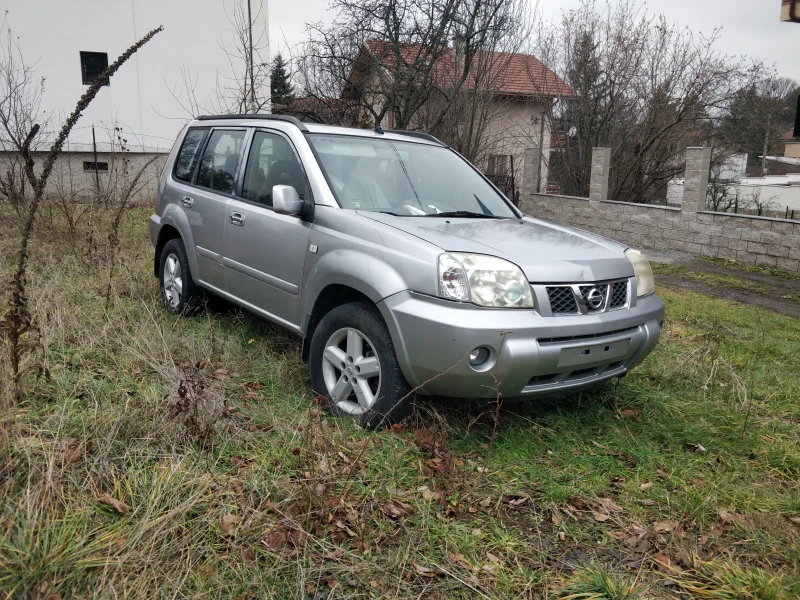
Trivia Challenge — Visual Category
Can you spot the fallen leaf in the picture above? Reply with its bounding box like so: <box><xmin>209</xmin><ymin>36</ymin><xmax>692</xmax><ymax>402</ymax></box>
<box><xmin>481</xmin><ymin>496</ymin><xmax>492</xmax><ymax>507</ymax></box>
<box><xmin>97</xmin><ymin>493</ymin><xmax>131</xmax><ymax>515</ymax></box>
<box><xmin>551</xmin><ymin>508</ymin><xmax>563</xmax><ymax>526</ymax></box>
<box><xmin>61</xmin><ymin>437</ymin><xmax>88</xmax><ymax>465</ymax></box>
<box><xmin>619</xmin><ymin>408</ymin><xmax>641</xmax><ymax>421</ymax></box>
<box><xmin>639</xmin><ymin>482</ymin><xmax>653</xmax><ymax>490</ymax></box>
<box><xmin>414</xmin><ymin>564</ymin><xmax>436</xmax><ymax>578</ymax></box>
<box><xmin>240</xmin><ymin>546</ymin><xmax>256</xmax><ymax>562</ymax></box>
<box><xmin>421</xmin><ymin>489</ymin><xmax>440</xmax><ymax>502</ymax></box>
<box><xmin>718</xmin><ymin>509</ymin><xmax>744</xmax><ymax>523</ymax></box>
<box><xmin>610</xmin><ymin>476</ymin><xmax>626</xmax><ymax>489</ymax></box>
<box><xmin>637</xmin><ymin>499</ymin><xmax>657</xmax><ymax>506</ymax></box>
<box><xmin>653</xmin><ymin>553</ymin><xmax>678</xmax><ymax>574</ymax></box>
<box><xmin>195</xmin><ymin>359</ymin><xmax>208</xmax><ymax>369</ymax></box>
<box><xmin>231</xmin><ymin>479</ymin><xmax>244</xmax><ymax>495</ymax></box>
<box><xmin>381</xmin><ymin>500</ymin><xmax>411</xmax><ymax>520</ymax></box>
<box><xmin>220</xmin><ymin>514</ymin><xmax>240</xmax><ymax>535</ymax></box>
<box><xmin>787</xmin><ymin>516</ymin><xmax>800</xmax><ymax>526</ymax></box>
<box><xmin>486</xmin><ymin>552</ymin><xmax>502</xmax><ymax>564</ymax></box>
<box><xmin>597</xmin><ymin>497</ymin><xmax>623</xmax><ymax>513</ymax></box>
<box><xmin>326</xmin><ymin>578</ymin><xmax>339</xmax><ymax>589</ymax></box>
<box><xmin>592</xmin><ymin>511</ymin><xmax>611</xmax><ymax>522</ymax></box>
<box><xmin>653</xmin><ymin>520</ymin><xmax>679</xmax><ymax>533</ymax></box>
<box><xmin>212</xmin><ymin>368</ymin><xmax>230</xmax><ymax>379</ymax></box>
<box><xmin>262</xmin><ymin>528</ymin><xmax>287</xmax><ymax>550</ymax></box>
<box><xmin>693</xmin><ymin>478</ymin><xmax>707</xmax><ymax>487</ymax></box>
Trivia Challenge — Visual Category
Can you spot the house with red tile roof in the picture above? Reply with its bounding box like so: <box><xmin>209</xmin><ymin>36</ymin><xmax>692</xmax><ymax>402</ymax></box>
<box><xmin>340</xmin><ymin>39</ymin><xmax>573</xmax><ymax>198</ymax></box>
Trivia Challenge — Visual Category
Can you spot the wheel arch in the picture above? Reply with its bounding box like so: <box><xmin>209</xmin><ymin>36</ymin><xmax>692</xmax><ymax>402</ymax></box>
<box><xmin>154</xmin><ymin>224</ymin><xmax>184</xmax><ymax>277</ymax></box>
<box><xmin>301</xmin><ymin>284</ymin><xmax>375</xmax><ymax>363</ymax></box>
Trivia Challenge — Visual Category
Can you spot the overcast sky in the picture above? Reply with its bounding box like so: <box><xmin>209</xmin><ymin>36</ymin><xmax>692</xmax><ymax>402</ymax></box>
<box><xmin>269</xmin><ymin>0</ymin><xmax>800</xmax><ymax>83</ymax></box>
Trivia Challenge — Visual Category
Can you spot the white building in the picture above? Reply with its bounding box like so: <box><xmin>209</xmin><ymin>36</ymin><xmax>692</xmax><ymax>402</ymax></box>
<box><xmin>1</xmin><ymin>0</ymin><xmax>269</xmax><ymax>199</ymax></box>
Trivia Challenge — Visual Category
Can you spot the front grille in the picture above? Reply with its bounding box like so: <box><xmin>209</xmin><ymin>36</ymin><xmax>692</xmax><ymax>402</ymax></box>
<box><xmin>609</xmin><ymin>281</ymin><xmax>628</xmax><ymax>309</ymax></box>
<box><xmin>547</xmin><ymin>286</ymin><xmax>579</xmax><ymax>314</ymax></box>
<box><xmin>541</xmin><ymin>279</ymin><xmax>630</xmax><ymax>315</ymax></box>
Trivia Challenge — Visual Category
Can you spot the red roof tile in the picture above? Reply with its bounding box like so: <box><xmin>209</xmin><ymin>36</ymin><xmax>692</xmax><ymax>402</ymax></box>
<box><xmin>361</xmin><ymin>39</ymin><xmax>573</xmax><ymax>97</ymax></box>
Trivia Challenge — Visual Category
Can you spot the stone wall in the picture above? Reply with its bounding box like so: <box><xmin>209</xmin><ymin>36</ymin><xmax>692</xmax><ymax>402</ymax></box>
<box><xmin>519</xmin><ymin>146</ymin><xmax>800</xmax><ymax>274</ymax></box>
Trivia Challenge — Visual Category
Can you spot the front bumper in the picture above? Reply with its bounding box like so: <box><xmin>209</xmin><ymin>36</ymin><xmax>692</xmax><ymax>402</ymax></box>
<box><xmin>379</xmin><ymin>291</ymin><xmax>664</xmax><ymax>398</ymax></box>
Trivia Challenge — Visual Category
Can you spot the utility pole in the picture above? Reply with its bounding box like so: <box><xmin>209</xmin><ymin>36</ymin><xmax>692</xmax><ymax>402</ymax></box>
<box><xmin>761</xmin><ymin>113</ymin><xmax>770</xmax><ymax>176</ymax></box>
<box><xmin>247</xmin><ymin>0</ymin><xmax>256</xmax><ymax>114</ymax></box>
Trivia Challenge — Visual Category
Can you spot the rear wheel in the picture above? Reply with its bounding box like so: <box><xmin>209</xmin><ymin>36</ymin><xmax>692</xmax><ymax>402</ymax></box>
<box><xmin>310</xmin><ymin>302</ymin><xmax>413</xmax><ymax>429</ymax></box>
<box><xmin>159</xmin><ymin>238</ymin><xmax>200</xmax><ymax>315</ymax></box>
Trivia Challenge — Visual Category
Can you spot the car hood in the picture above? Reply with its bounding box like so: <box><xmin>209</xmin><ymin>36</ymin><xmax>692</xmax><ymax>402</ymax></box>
<box><xmin>358</xmin><ymin>212</ymin><xmax>633</xmax><ymax>282</ymax></box>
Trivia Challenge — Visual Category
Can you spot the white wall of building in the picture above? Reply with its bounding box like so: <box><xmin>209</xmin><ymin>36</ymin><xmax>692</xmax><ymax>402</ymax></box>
<box><xmin>3</xmin><ymin>0</ymin><xmax>269</xmax><ymax>152</ymax></box>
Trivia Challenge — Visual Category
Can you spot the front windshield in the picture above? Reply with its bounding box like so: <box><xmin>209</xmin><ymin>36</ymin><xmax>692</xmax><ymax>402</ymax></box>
<box><xmin>308</xmin><ymin>134</ymin><xmax>518</xmax><ymax>218</ymax></box>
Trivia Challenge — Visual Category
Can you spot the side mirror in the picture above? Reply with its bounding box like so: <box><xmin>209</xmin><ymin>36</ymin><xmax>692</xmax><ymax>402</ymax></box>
<box><xmin>273</xmin><ymin>185</ymin><xmax>303</xmax><ymax>216</ymax></box>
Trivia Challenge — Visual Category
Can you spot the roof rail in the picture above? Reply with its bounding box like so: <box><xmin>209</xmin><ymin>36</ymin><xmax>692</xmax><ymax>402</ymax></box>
<box><xmin>196</xmin><ymin>113</ymin><xmax>309</xmax><ymax>132</ymax></box>
<box><xmin>384</xmin><ymin>129</ymin><xmax>445</xmax><ymax>145</ymax></box>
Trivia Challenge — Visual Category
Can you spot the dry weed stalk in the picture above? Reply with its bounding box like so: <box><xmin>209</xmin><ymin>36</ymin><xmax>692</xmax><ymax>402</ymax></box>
<box><xmin>0</xmin><ymin>26</ymin><xmax>163</xmax><ymax>404</ymax></box>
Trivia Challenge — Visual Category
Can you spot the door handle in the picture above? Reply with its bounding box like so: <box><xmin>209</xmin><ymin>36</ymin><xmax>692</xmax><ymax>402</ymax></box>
<box><xmin>229</xmin><ymin>212</ymin><xmax>245</xmax><ymax>226</ymax></box>
<box><xmin>181</xmin><ymin>196</ymin><xmax>194</xmax><ymax>208</ymax></box>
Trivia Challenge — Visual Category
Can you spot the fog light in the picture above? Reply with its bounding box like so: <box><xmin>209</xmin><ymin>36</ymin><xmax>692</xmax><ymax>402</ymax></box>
<box><xmin>469</xmin><ymin>346</ymin><xmax>490</xmax><ymax>366</ymax></box>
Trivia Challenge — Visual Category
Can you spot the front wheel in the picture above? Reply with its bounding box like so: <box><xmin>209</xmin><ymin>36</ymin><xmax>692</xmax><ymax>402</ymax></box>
<box><xmin>309</xmin><ymin>302</ymin><xmax>413</xmax><ymax>429</ymax></box>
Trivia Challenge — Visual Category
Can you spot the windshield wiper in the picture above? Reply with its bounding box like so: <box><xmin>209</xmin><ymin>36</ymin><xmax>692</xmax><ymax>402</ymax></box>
<box><xmin>422</xmin><ymin>211</ymin><xmax>506</xmax><ymax>219</ymax></box>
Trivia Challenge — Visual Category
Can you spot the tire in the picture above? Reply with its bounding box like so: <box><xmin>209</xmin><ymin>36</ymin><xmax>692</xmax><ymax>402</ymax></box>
<box><xmin>309</xmin><ymin>302</ymin><xmax>413</xmax><ymax>429</ymax></box>
<box><xmin>159</xmin><ymin>238</ymin><xmax>201</xmax><ymax>315</ymax></box>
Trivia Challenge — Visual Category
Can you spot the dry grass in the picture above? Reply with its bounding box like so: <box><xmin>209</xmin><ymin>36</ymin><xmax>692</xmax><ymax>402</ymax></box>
<box><xmin>1</xmin><ymin>203</ymin><xmax>799</xmax><ymax>599</ymax></box>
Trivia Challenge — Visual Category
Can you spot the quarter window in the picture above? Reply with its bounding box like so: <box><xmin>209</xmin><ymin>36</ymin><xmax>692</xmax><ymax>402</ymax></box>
<box><xmin>196</xmin><ymin>129</ymin><xmax>247</xmax><ymax>194</ymax></box>
<box><xmin>242</xmin><ymin>131</ymin><xmax>305</xmax><ymax>206</ymax></box>
<box><xmin>173</xmin><ymin>128</ymin><xmax>208</xmax><ymax>182</ymax></box>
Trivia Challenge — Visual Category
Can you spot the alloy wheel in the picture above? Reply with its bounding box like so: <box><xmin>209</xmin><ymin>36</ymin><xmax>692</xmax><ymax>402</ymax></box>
<box><xmin>321</xmin><ymin>327</ymin><xmax>382</xmax><ymax>415</ymax></box>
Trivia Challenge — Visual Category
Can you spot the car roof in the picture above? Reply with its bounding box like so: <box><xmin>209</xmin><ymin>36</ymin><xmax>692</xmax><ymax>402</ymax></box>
<box><xmin>193</xmin><ymin>114</ymin><xmax>444</xmax><ymax>146</ymax></box>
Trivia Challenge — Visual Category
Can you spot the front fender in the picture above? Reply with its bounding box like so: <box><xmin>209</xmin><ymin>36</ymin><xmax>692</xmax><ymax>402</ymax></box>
<box><xmin>300</xmin><ymin>250</ymin><xmax>408</xmax><ymax>325</ymax></box>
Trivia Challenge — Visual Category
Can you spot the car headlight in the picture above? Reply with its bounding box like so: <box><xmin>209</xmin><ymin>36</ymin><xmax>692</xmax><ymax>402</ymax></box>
<box><xmin>625</xmin><ymin>248</ymin><xmax>654</xmax><ymax>297</ymax></box>
<box><xmin>438</xmin><ymin>253</ymin><xmax>534</xmax><ymax>308</ymax></box>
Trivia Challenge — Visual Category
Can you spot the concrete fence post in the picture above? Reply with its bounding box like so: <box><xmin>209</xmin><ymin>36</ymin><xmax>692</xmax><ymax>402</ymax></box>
<box><xmin>682</xmin><ymin>147</ymin><xmax>712</xmax><ymax>213</ymax></box>
<box><xmin>589</xmin><ymin>147</ymin><xmax>611</xmax><ymax>203</ymax></box>
<box><xmin>523</xmin><ymin>147</ymin><xmax>540</xmax><ymax>205</ymax></box>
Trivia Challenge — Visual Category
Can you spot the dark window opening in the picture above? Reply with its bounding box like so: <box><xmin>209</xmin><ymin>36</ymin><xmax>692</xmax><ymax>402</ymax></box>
<box><xmin>80</xmin><ymin>51</ymin><xmax>109</xmax><ymax>86</ymax></box>
<box><xmin>83</xmin><ymin>161</ymin><xmax>109</xmax><ymax>172</ymax></box>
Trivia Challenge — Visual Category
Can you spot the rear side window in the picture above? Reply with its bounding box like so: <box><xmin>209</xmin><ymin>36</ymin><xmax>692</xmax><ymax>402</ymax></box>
<box><xmin>196</xmin><ymin>129</ymin><xmax>247</xmax><ymax>194</ymax></box>
<box><xmin>173</xmin><ymin>128</ymin><xmax>208</xmax><ymax>182</ymax></box>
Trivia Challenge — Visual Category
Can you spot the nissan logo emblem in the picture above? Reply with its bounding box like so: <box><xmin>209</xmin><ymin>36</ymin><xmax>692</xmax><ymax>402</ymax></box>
<box><xmin>586</xmin><ymin>288</ymin><xmax>604</xmax><ymax>310</ymax></box>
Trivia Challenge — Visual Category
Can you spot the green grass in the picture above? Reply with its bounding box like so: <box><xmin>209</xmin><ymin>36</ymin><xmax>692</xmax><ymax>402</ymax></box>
<box><xmin>1</xmin><ymin>205</ymin><xmax>799</xmax><ymax>598</ymax></box>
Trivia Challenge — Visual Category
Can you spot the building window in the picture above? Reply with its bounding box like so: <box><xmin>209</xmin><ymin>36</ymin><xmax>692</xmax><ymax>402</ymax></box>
<box><xmin>487</xmin><ymin>155</ymin><xmax>508</xmax><ymax>176</ymax></box>
<box><xmin>80</xmin><ymin>52</ymin><xmax>109</xmax><ymax>86</ymax></box>
<box><xmin>83</xmin><ymin>161</ymin><xmax>109</xmax><ymax>172</ymax></box>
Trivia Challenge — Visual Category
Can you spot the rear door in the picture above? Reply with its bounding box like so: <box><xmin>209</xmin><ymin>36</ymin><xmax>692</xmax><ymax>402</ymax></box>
<box><xmin>221</xmin><ymin>129</ymin><xmax>312</xmax><ymax>331</ymax></box>
<box><xmin>182</xmin><ymin>128</ymin><xmax>248</xmax><ymax>289</ymax></box>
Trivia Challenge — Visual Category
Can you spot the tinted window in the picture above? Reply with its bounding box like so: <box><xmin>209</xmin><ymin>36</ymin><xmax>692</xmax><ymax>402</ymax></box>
<box><xmin>196</xmin><ymin>130</ymin><xmax>247</xmax><ymax>194</ymax></box>
<box><xmin>173</xmin><ymin>128</ymin><xmax>208</xmax><ymax>182</ymax></box>
<box><xmin>242</xmin><ymin>131</ymin><xmax>305</xmax><ymax>206</ymax></box>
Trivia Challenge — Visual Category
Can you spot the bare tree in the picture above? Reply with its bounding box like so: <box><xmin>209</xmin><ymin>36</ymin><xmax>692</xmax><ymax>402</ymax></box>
<box><xmin>215</xmin><ymin>0</ymin><xmax>271</xmax><ymax>114</ymax></box>
<box><xmin>533</xmin><ymin>0</ymin><xmax>763</xmax><ymax>203</ymax></box>
<box><xmin>298</xmin><ymin>0</ymin><xmax>533</xmax><ymax>141</ymax></box>
<box><xmin>0</xmin><ymin>19</ymin><xmax>52</xmax><ymax>212</ymax></box>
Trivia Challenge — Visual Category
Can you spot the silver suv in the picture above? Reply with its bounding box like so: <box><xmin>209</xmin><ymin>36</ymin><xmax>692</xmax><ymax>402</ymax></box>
<box><xmin>150</xmin><ymin>115</ymin><xmax>664</xmax><ymax>428</ymax></box>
